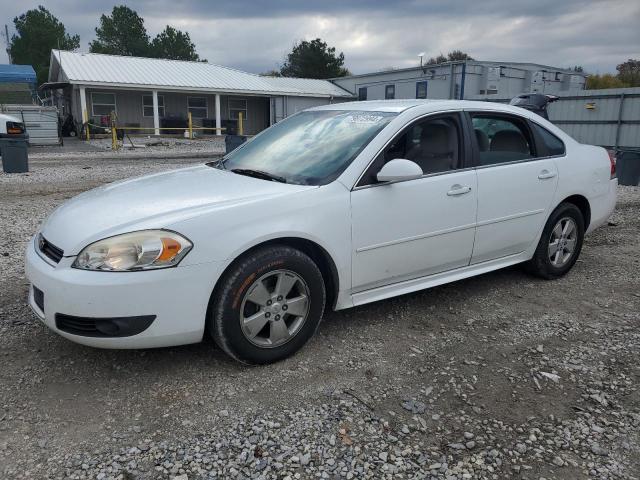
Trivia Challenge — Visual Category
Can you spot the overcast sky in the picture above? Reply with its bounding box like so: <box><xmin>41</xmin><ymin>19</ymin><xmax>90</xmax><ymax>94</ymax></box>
<box><xmin>0</xmin><ymin>0</ymin><xmax>638</xmax><ymax>75</ymax></box>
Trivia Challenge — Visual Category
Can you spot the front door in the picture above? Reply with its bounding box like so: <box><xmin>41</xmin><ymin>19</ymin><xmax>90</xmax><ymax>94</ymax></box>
<box><xmin>351</xmin><ymin>113</ymin><xmax>478</xmax><ymax>292</ymax></box>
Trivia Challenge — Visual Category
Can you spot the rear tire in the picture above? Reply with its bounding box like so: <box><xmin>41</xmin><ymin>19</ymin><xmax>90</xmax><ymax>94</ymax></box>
<box><xmin>525</xmin><ymin>202</ymin><xmax>584</xmax><ymax>279</ymax></box>
<box><xmin>208</xmin><ymin>245</ymin><xmax>326</xmax><ymax>364</ymax></box>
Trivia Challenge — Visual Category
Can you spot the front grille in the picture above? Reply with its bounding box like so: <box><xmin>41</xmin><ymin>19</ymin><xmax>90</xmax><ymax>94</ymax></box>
<box><xmin>55</xmin><ymin>313</ymin><xmax>156</xmax><ymax>337</ymax></box>
<box><xmin>39</xmin><ymin>235</ymin><xmax>63</xmax><ymax>263</ymax></box>
<box><xmin>33</xmin><ymin>286</ymin><xmax>44</xmax><ymax>312</ymax></box>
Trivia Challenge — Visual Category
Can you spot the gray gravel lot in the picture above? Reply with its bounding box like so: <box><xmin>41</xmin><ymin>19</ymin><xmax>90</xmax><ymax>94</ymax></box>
<box><xmin>0</xmin><ymin>157</ymin><xmax>639</xmax><ymax>480</ymax></box>
<box><xmin>28</xmin><ymin>137</ymin><xmax>226</xmax><ymax>160</ymax></box>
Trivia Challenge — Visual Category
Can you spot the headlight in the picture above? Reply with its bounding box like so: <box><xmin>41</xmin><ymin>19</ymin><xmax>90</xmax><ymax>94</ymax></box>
<box><xmin>72</xmin><ymin>230</ymin><xmax>192</xmax><ymax>271</ymax></box>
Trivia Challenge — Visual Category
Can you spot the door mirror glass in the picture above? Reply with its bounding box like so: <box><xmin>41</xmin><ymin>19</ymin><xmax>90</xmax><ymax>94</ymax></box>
<box><xmin>376</xmin><ymin>159</ymin><xmax>423</xmax><ymax>183</ymax></box>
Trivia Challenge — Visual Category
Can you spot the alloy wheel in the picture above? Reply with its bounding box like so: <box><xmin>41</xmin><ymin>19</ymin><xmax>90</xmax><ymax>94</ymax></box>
<box><xmin>548</xmin><ymin>217</ymin><xmax>578</xmax><ymax>267</ymax></box>
<box><xmin>239</xmin><ymin>270</ymin><xmax>310</xmax><ymax>348</ymax></box>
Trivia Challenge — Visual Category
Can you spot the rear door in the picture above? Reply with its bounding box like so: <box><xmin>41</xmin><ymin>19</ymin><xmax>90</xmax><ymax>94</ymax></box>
<box><xmin>467</xmin><ymin>111</ymin><xmax>560</xmax><ymax>264</ymax></box>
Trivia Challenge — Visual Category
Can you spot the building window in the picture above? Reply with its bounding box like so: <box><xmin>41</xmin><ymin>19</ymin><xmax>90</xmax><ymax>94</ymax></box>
<box><xmin>188</xmin><ymin>97</ymin><xmax>207</xmax><ymax>118</ymax></box>
<box><xmin>142</xmin><ymin>94</ymin><xmax>165</xmax><ymax>117</ymax></box>
<box><xmin>229</xmin><ymin>98</ymin><xmax>248</xmax><ymax>120</ymax></box>
<box><xmin>416</xmin><ymin>81</ymin><xmax>428</xmax><ymax>99</ymax></box>
<box><xmin>91</xmin><ymin>92</ymin><xmax>116</xmax><ymax>116</ymax></box>
<box><xmin>358</xmin><ymin>87</ymin><xmax>367</xmax><ymax>101</ymax></box>
<box><xmin>385</xmin><ymin>85</ymin><xmax>395</xmax><ymax>100</ymax></box>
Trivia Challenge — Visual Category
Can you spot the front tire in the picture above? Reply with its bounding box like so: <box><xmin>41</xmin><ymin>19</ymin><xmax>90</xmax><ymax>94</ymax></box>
<box><xmin>209</xmin><ymin>245</ymin><xmax>326</xmax><ymax>364</ymax></box>
<box><xmin>526</xmin><ymin>202</ymin><xmax>585</xmax><ymax>279</ymax></box>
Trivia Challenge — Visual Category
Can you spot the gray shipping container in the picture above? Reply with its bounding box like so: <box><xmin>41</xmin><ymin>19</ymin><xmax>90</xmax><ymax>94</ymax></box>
<box><xmin>468</xmin><ymin>87</ymin><xmax>640</xmax><ymax>149</ymax></box>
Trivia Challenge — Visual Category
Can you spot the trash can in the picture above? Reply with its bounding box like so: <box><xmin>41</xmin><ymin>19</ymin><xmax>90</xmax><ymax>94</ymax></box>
<box><xmin>225</xmin><ymin>135</ymin><xmax>247</xmax><ymax>154</ymax></box>
<box><xmin>616</xmin><ymin>150</ymin><xmax>640</xmax><ymax>186</ymax></box>
<box><xmin>0</xmin><ymin>136</ymin><xmax>29</xmax><ymax>173</ymax></box>
<box><xmin>222</xmin><ymin>119</ymin><xmax>239</xmax><ymax>136</ymax></box>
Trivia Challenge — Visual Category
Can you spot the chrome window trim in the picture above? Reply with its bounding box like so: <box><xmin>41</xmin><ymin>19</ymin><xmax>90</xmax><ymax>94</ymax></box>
<box><xmin>473</xmin><ymin>153</ymin><xmax>567</xmax><ymax>170</ymax></box>
<box><xmin>353</xmin><ymin>166</ymin><xmax>476</xmax><ymax>191</ymax></box>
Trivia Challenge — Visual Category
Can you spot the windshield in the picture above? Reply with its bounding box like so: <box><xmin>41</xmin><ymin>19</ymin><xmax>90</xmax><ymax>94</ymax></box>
<box><xmin>219</xmin><ymin>110</ymin><xmax>396</xmax><ymax>185</ymax></box>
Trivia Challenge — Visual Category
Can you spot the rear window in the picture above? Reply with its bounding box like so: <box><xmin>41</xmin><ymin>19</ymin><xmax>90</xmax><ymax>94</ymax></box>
<box><xmin>531</xmin><ymin>123</ymin><xmax>565</xmax><ymax>156</ymax></box>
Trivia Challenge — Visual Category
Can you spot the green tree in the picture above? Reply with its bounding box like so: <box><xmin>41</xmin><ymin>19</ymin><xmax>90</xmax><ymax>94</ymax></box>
<box><xmin>585</xmin><ymin>73</ymin><xmax>628</xmax><ymax>90</ymax></box>
<box><xmin>259</xmin><ymin>70</ymin><xmax>282</xmax><ymax>77</ymax></box>
<box><xmin>280</xmin><ymin>38</ymin><xmax>350</xmax><ymax>78</ymax></box>
<box><xmin>426</xmin><ymin>50</ymin><xmax>474</xmax><ymax>65</ymax></box>
<box><xmin>150</xmin><ymin>26</ymin><xmax>201</xmax><ymax>61</ymax></box>
<box><xmin>426</xmin><ymin>53</ymin><xmax>447</xmax><ymax>65</ymax></box>
<box><xmin>616</xmin><ymin>59</ymin><xmax>640</xmax><ymax>87</ymax></box>
<box><xmin>89</xmin><ymin>6</ymin><xmax>150</xmax><ymax>56</ymax></box>
<box><xmin>9</xmin><ymin>6</ymin><xmax>80</xmax><ymax>86</ymax></box>
<box><xmin>446</xmin><ymin>50</ymin><xmax>474</xmax><ymax>62</ymax></box>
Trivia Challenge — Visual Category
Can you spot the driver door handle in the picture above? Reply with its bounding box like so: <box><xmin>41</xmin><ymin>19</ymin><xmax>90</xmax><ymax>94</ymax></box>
<box><xmin>447</xmin><ymin>184</ymin><xmax>472</xmax><ymax>196</ymax></box>
<box><xmin>538</xmin><ymin>170</ymin><xmax>557</xmax><ymax>180</ymax></box>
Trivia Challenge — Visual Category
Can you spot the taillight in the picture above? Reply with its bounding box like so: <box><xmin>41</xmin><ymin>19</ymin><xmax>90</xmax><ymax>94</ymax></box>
<box><xmin>6</xmin><ymin>121</ymin><xmax>25</xmax><ymax>135</ymax></box>
<box><xmin>607</xmin><ymin>149</ymin><xmax>616</xmax><ymax>179</ymax></box>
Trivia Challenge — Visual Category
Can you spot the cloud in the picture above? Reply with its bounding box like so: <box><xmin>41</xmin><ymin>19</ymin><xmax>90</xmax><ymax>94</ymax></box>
<box><xmin>0</xmin><ymin>0</ymin><xmax>638</xmax><ymax>74</ymax></box>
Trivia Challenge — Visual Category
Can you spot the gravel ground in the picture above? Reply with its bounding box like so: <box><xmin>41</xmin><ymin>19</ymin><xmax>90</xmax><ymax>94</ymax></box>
<box><xmin>0</xmin><ymin>157</ymin><xmax>638</xmax><ymax>480</ymax></box>
<box><xmin>28</xmin><ymin>137</ymin><xmax>226</xmax><ymax>160</ymax></box>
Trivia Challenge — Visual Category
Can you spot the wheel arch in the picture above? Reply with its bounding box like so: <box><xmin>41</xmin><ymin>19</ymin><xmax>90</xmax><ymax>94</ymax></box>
<box><xmin>558</xmin><ymin>194</ymin><xmax>591</xmax><ymax>230</ymax></box>
<box><xmin>211</xmin><ymin>237</ymin><xmax>341</xmax><ymax>313</ymax></box>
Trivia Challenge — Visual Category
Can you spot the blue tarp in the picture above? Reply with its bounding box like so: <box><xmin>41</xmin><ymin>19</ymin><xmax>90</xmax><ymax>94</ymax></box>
<box><xmin>0</xmin><ymin>64</ymin><xmax>37</xmax><ymax>85</ymax></box>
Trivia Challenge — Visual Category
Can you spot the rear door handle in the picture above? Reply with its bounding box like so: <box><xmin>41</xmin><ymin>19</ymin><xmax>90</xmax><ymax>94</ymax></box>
<box><xmin>538</xmin><ymin>170</ymin><xmax>557</xmax><ymax>180</ymax></box>
<box><xmin>447</xmin><ymin>184</ymin><xmax>472</xmax><ymax>196</ymax></box>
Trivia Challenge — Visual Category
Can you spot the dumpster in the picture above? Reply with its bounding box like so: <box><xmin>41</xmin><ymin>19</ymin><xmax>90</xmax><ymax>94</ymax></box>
<box><xmin>225</xmin><ymin>135</ymin><xmax>247</xmax><ymax>154</ymax></box>
<box><xmin>0</xmin><ymin>136</ymin><xmax>29</xmax><ymax>173</ymax></box>
<box><xmin>616</xmin><ymin>150</ymin><xmax>640</xmax><ymax>186</ymax></box>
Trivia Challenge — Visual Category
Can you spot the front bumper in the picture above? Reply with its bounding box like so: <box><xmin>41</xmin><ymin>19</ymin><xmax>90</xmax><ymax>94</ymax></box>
<box><xmin>25</xmin><ymin>237</ymin><xmax>222</xmax><ymax>349</ymax></box>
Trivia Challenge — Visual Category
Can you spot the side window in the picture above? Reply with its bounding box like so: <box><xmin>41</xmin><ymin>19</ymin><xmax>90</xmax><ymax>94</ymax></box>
<box><xmin>531</xmin><ymin>122</ymin><xmax>565</xmax><ymax>156</ymax></box>
<box><xmin>357</xmin><ymin>115</ymin><xmax>461</xmax><ymax>186</ymax></box>
<box><xmin>358</xmin><ymin>87</ymin><xmax>367</xmax><ymax>101</ymax></box>
<box><xmin>471</xmin><ymin>114</ymin><xmax>534</xmax><ymax>166</ymax></box>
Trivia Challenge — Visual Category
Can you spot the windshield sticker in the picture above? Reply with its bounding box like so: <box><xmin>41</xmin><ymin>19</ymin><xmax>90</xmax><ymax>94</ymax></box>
<box><xmin>348</xmin><ymin>114</ymin><xmax>385</xmax><ymax>124</ymax></box>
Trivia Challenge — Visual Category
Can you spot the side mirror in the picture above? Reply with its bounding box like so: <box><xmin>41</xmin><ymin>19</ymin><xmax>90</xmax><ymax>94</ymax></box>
<box><xmin>376</xmin><ymin>159</ymin><xmax>423</xmax><ymax>183</ymax></box>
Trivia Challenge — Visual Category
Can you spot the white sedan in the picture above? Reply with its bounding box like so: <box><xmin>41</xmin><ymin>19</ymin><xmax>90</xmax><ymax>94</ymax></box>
<box><xmin>25</xmin><ymin>100</ymin><xmax>617</xmax><ymax>364</ymax></box>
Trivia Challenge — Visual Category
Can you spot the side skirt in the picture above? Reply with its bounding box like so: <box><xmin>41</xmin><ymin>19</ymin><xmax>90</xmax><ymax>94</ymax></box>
<box><xmin>349</xmin><ymin>251</ymin><xmax>531</xmax><ymax>307</ymax></box>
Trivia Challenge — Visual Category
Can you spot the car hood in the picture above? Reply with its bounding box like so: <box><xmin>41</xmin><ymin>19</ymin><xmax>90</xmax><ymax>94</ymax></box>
<box><xmin>40</xmin><ymin>165</ymin><xmax>313</xmax><ymax>255</ymax></box>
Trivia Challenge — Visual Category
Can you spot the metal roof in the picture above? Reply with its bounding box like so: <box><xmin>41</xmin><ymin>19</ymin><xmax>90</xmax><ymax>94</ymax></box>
<box><xmin>50</xmin><ymin>50</ymin><xmax>353</xmax><ymax>98</ymax></box>
<box><xmin>330</xmin><ymin>60</ymin><xmax>588</xmax><ymax>80</ymax></box>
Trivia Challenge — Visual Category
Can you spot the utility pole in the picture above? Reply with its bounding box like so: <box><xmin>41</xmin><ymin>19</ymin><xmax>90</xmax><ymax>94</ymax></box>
<box><xmin>4</xmin><ymin>24</ymin><xmax>11</xmax><ymax>64</ymax></box>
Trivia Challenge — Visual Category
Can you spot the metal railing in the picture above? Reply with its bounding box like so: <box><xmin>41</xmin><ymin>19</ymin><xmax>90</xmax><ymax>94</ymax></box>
<box><xmin>81</xmin><ymin>110</ymin><xmax>244</xmax><ymax>150</ymax></box>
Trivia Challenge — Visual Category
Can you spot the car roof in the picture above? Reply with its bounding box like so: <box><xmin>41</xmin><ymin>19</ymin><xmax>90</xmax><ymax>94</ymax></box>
<box><xmin>309</xmin><ymin>99</ymin><xmax>530</xmax><ymax>115</ymax></box>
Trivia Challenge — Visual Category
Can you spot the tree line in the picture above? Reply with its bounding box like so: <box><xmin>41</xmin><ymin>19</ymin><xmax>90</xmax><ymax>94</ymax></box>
<box><xmin>585</xmin><ymin>60</ymin><xmax>640</xmax><ymax>89</ymax></box>
<box><xmin>9</xmin><ymin>5</ymin><xmax>202</xmax><ymax>85</ymax></box>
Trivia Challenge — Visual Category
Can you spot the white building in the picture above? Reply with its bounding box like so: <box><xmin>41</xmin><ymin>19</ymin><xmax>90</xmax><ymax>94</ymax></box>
<box><xmin>331</xmin><ymin>60</ymin><xmax>587</xmax><ymax>101</ymax></box>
